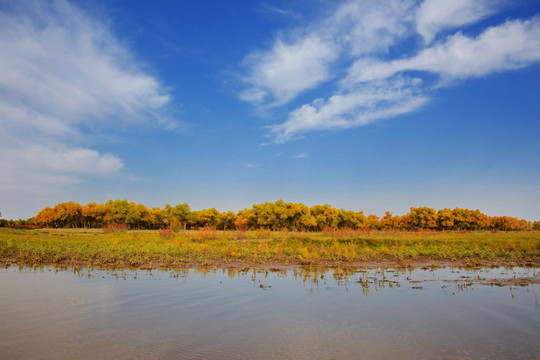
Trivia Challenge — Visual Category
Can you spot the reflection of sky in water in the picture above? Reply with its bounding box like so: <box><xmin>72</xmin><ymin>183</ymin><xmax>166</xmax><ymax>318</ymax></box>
<box><xmin>0</xmin><ymin>266</ymin><xmax>538</xmax><ymax>359</ymax></box>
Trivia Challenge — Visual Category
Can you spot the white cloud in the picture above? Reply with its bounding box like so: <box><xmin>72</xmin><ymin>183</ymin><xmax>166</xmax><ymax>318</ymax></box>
<box><xmin>416</xmin><ymin>0</ymin><xmax>503</xmax><ymax>43</ymax></box>
<box><xmin>19</xmin><ymin>145</ymin><xmax>123</xmax><ymax>176</ymax></box>
<box><xmin>239</xmin><ymin>0</ymin><xmax>414</xmax><ymax>109</ymax></box>
<box><xmin>0</xmin><ymin>1</ymin><xmax>172</xmax><ymax>124</ymax></box>
<box><xmin>0</xmin><ymin>1</ymin><xmax>173</xmax><ymax>196</ymax></box>
<box><xmin>329</xmin><ymin>0</ymin><xmax>414</xmax><ymax>55</ymax></box>
<box><xmin>240</xmin><ymin>36</ymin><xmax>338</xmax><ymax>107</ymax></box>
<box><xmin>237</xmin><ymin>0</ymin><xmax>540</xmax><ymax>143</ymax></box>
<box><xmin>270</xmin><ymin>79</ymin><xmax>428</xmax><ymax>143</ymax></box>
<box><xmin>347</xmin><ymin>17</ymin><xmax>540</xmax><ymax>83</ymax></box>
<box><xmin>0</xmin><ymin>131</ymin><xmax>123</xmax><ymax>193</ymax></box>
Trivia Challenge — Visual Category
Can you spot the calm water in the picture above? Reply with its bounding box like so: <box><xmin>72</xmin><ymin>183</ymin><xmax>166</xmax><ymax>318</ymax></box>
<box><xmin>0</xmin><ymin>265</ymin><xmax>538</xmax><ymax>359</ymax></box>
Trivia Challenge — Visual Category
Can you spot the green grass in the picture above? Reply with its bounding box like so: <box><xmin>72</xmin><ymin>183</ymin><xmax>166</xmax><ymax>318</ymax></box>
<box><xmin>0</xmin><ymin>228</ymin><xmax>539</xmax><ymax>269</ymax></box>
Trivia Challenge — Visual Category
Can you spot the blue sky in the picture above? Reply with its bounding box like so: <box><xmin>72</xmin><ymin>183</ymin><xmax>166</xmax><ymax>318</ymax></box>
<box><xmin>1</xmin><ymin>0</ymin><xmax>540</xmax><ymax>220</ymax></box>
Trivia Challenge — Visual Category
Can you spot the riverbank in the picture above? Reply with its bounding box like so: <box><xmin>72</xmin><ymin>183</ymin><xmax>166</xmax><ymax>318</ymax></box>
<box><xmin>1</xmin><ymin>228</ymin><xmax>539</xmax><ymax>270</ymax></box>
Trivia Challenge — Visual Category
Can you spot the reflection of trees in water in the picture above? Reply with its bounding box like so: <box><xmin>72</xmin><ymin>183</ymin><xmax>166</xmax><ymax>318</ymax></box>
<box><xmin>63</xmin><ymin>264</ymin><xmax>539</xmax><ymax>301</ymax></box>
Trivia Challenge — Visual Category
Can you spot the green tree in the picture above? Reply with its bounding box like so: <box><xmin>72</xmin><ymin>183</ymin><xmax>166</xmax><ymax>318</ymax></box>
<box><xmin>165</xmin><ymin>203</ymin><xmax>193</xmax><ymax>230</ymax></box>
<box><xmin>103</xmin><ymin>200</ymin><xmax>141</xmax><ymax>227</ymax></box>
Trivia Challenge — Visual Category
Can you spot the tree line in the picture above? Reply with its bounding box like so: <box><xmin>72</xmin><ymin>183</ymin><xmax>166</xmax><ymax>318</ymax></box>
<box><xmin>7</xmin><ymin>199</ymin><xmax>536</xmax><ymax>231</ymax></box>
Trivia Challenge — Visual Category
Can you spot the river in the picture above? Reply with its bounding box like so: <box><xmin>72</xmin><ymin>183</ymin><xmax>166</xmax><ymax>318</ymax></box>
<box><xmin>1</xmin><ymin>265</ymin><xmax>538</xmax><ymax>359</ymax></box>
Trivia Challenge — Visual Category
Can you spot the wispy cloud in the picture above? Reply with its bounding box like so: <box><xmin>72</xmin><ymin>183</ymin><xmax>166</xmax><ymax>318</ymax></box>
<box><xmin>239</xmin><ymin>0</ymin><xmax>414</xmax><ymax>110</ymax></box>
<box><xmin>238</xmin><ymin>0</ymin><xmax>540</xmax><ymax>143</ymax></box>
<box><xmin>346</xmin><ymin>17</ymin><xmax>540</xmax><ymax>83</ymax></box>
<box><xmin>415</xmin><ymin>0</ymin><xmax>504</xmax><ymax>43</ymax></box>
<box><xmin>239</xmin><ymin>36</ymin><xmax>338</xmax><ymax>107</ymax></box>
<box><xmin>256</xmin><ymin>4</ymin><xmax>302</xmax><ymax>20</ymax></box>
<box><xmin>0</xmin><ymin>1</ymin><xmax>174</xmax><ymax>193</ymax></box>
<box><xmin>328</xmin><ymin>0</ymin><xmax>414</xmax><ymax>56</ymax></box>
<box><xmin>270</xmin><ymin>78</ymin><xmax>428</xmax><ymax>143</ymax></box>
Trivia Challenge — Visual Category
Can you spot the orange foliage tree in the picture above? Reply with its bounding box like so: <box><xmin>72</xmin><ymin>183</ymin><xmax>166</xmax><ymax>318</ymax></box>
<box><xmin>29</xmin><ymin>199</ymin><xmax>535</xmax><ymax>232</ymax></box>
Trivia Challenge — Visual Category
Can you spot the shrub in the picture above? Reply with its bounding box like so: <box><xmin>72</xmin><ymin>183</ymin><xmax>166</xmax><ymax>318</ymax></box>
<box><xmin>158</xmin><ymin>228</ymin><xmax>175</xmax><ymax>239</ymax></box>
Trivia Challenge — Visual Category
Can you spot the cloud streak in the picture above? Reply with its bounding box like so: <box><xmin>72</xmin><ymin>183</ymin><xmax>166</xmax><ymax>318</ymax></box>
<box><xmin>238</xmin><ymin>0</ymin><xmax>540</xmax><ymax>143</ymax></box>
<box><xmin>415</xmin><ymin>0</ymin><xmax>503</xmax><ymax>43</ymax></box>
<box><xmin>269</xmin><ymin>79</ymin><xmax>429</xmax><ymax>143</ymax></box>
<box><xmin>0</xmin><ymin>1</ymin><xmax>174</xmax><ymax>193</ymax></box>
<box><xmin>347</xmin><ymin>17</ymin><xmax>540</xmax><ymax>83</ymax></box>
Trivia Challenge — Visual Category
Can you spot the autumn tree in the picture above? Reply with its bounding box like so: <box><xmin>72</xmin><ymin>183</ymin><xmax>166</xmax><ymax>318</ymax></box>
<box><xmin>29</xmin><ymin>200</ymin><xmax>537</xmax><ymax>232</ymax></box>
<box><xmin>366</xmin><ymin>214</ymin><xmax>381</xmax><ymax>230</ymax></box>
<box><xmin>283</xmin><ymin>202</ymin><xmax>309</xmax><ymax>231</ymax></box>
<box><xmin>338</xmin><ymin>210</ymin><xmax>366</xmax><ymax>229</ymax></box>
<box><xmin>467</xmin><ymin>209</ymin><xmax>490</xmax><ymax>230</ymax></box>
<box><xmin>299</xmin><ymin>212</ymin><xmax>317</xmax><ymax>231</ymax></box>
<box><xmin>407</xmin><ymin>207</ymin><xmax>438</xmax><ymax>230</ymax></box>
<box><xmin>133</xmin><ymin>203</ymin><xmax>154</xmax><ymax>229</ymax></box>
<box><xmin>34</xmin><ymin>206</ymin><xmax>57</xmax><ymax>227</ymax></box>
<box><xmin>518</xmin><ymin>219</ymin><xmax>533</xmax><ymax>231</ymax></box>
<box><xmin>234</xmin><ymin>213</ymin><xmax>248</xmax><ymax>231</ymax></box>
<box><xmin>437</xmin><ymin>208</ymin><xmax>454</xmax><ymax>230</ymax></box>
<box><xmin>164</xmin><ymin>203</ymin><xmax>193</xmax><ymax>230</ymax></box>
<box><xmin>238</xmin><ymin>208</ymin><xmax>257</xmax><ymax>230</ymax></box>
<box><xmin>451</xmin><ymin>208</ymin><xmax>488</xmax><ymax>230</ymax></box>
<box><xmin>218</xmin><ymin>211</ymin><xmax>237</xmax><ymax>231</ymax></box>
<box><xmin>103</xmin><ymin>200</ymin><xmax>141</xmax><ymax>228</ymax></box>
<box><xmin>250</xmin><ymin>201</ymin><xmax>286</xmax><ymax>230</ymax></box>
<box><xmin>34</xmin><ymin>202</ymin><xmax>83</xmax><ymax>228</ymax></box>
<box><xmin>491</xmin><ymin>216</ymin><xmax>521</xmax><ymax>231</ymax></box>
<box><xmin>309</xmin><ymin>204</ymin><xmax>341</xmax><ymax>230</ymax></box>
<box><xmin>310</xmin><ymin>204</ymin><xmax>329</xmax><ymax>231</ymax></box>
<box><xmin>81</xmin><ymin>202</ymin><xmax>107</xmax><ymax>228</ymax></box>
<box><xmin>149</xmin><ymin>207</ymin><xmax>166</xmax><ymax>229</ymax></box>
<box><xmin>380</xmin><ymin>211</ymin><xmax>401</xmax><ymax>231</ymax></box>
<box><xmin>193</xmin><ymin>208</ymin><xmax>220</xmax><ymax>229</ymax></box>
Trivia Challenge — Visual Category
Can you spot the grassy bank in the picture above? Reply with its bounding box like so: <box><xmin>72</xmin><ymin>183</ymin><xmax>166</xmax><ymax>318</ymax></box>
<box><xmin>1</xmin><ymin>228</ymin><xmax>539</xmax><ymax>269</ymax></box>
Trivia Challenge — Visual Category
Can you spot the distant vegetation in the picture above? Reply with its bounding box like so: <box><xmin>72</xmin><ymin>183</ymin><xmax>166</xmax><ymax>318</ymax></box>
<box><xmin>2</xmin><ymin>200</ymin><xmax>538</xmax><ymax>232</ymax></box>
